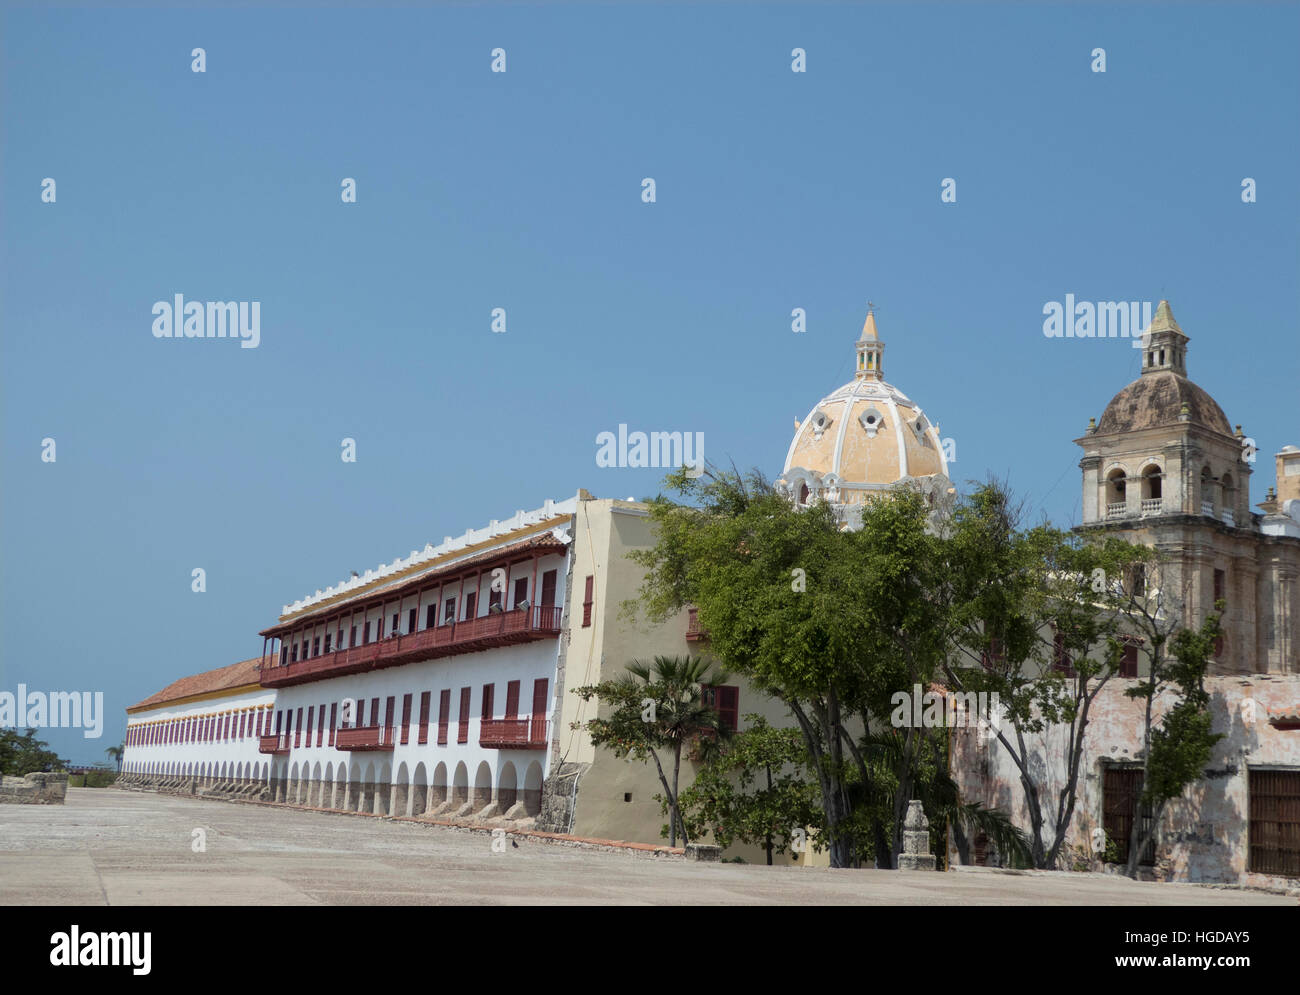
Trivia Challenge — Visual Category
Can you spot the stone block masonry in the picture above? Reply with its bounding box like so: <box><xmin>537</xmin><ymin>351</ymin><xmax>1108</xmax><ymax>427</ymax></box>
<box><xmin>0</xmin><ymin>771</ymin><xmax>68</xmax><ymax>804</ymax></box>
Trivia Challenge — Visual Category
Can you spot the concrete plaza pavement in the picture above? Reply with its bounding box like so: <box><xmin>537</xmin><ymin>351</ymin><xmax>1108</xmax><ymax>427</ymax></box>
<box><xmin>0</xmin><ymin>788</ymin><xmax>1292</xmax><ymax>905</ymax></box>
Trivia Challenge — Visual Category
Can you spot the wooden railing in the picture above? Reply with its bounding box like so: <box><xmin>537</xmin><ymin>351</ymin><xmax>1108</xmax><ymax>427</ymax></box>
<box><xmin>258</xmin><ymin>734</ymin><xmax>290</xmax><ymax>755</ymax></box>
<box><xmin>479</xmin><ymin>717</ymin><xmax>549</xmax><ymax>750</ymax></box>
<box><xmin>334</xmin><ymin>725</ymin><xmax>398</xmax><ymax>751</ymax></box>
<box><xmin>261</xmin><ymin>605</ymin><xmax>564</xmax><ymax>688</ymax></box>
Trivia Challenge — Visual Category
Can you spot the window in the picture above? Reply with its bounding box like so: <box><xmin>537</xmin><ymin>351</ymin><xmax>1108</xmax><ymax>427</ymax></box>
<box><xmin>513</xmin><ymin>577</ymin><xmax>528</xmax><ymax>609</ymax></box>
<box><xmin>1119</xmin><ymin>637</ymin><xmax>1140</xmax><ymax>679</ymax></box>
<box><xmin>364</xmin><ymin>621</ymin><xmax>372</xmax><ymax>644</ymax></box>
<box><xmin>981</xmin><ymin>637</ymin><xmax>1005</xmax><ymax>670</ymax></box>
<box><xmin>306</xmin><ymin>707</ymin><xmax>315</xmax><ymax>748</ymax></box>
<box><xmin>337</xmin><ymin>626</ymin><xmax>344</xmax><ymax>648</ymax></box>
<box><xmin>290</xmin><ymin>644</ymin><xmax>298</xmax><ymax>663</ymax></box>
<box><xmin>702</xmin><ymin>685</ymin><xmax>739</xmax><ymax>733</ymax></box>
<box><xmin>355</xmin><ymin>698</ymin><xmax>366</xmax><ymax>727</ymax></box>
<box><xmin>408</xmin><ymin>607</ymin><xmax>417</xmax><ymax>633</ymax></box>
<box><xmin>458</xmin><ymin>688</ymin><xmax>471</xmax><ymax>744</ymax></box>
<box><xmin>505</xmin><ymin>680</ymin><xmax>520</xmax><ymax>719</ymax></box>
<box><xmin>328</xmin><ymin>703</ymin><xmax>337</xmax><ymax>746</ymax></box>
<box><xmin>390</xmin><ymin>613</ymin><xmax>399</xmax><ymax>637</ymax></box>
<box><xmin>482</xmin><ymin>684</ymin><xmax>495</xmax><ymax>722</ymax></box>
<box><xmin>582</xmin><ymin>575</ymin><xmax>595</xmax><ymax>627</ymax></box>
<box><xmin>463</xmin><ymin>592</ymin><xmax>477</xmax><ymax>620</ymax></box>
<box><xmin>426</xmin><ymin>604</ymin><xmax>437</xmax><ymax>629</ymax></box>
<box><xmin>418</xmin><ymin>691</ymin><xmax>431</xmax><ymax>745</ymax></box>
<box><xmin>280</xmin><ymin>645</ymin><xmax>288</xmax><ymax>666</ymax></box>
<box><xmin>1129</xmin><ymin>564</ymin><xmax>1147</xmax><ymax>598</ymax></box>
<box><xmin>443</xmin><ymin>598</ymin><xmax>456</xmax><ymax>625</ymax></box>
<box><xmin>317</xmin><ymin>704</ymin><xmax>326</xmax><ymax>746</ymax></box>
<box><xmin>1249</xmin><ymin>769</ymin><xmax>1300</xmax><ymax>877</ymax></box>
<box><xmin>295</xmin><ymin>708</ymin><xmax>303</xmax><ymax>748</ymax></box>
<box><xmin>540</xmin><ymin>570</ymin><xmax>557</xmax><ymax>607</ymax></box>
<box><xmin>384</xmin><ymin>696</ymin><xmax>395</xmax><ymax>737</ymax></box>
<box><xmin>489</xmin><ymin>587</ymin><xmax>503</xmax><ymax>612</ymax></box>
<box><xmin>437</xmin><ymin>690</ymin><xmax>450</xmax><ymax>745</ymax></box>
<box><xmin>323</xmin><ymin>633</ymin><xmax>332</xmax><ymax>653</ymax></box>
<box><xmin>1102</xmin><ymin>766</ymin><xmax>1154</xmax><ymax>866</ymax></box>
<box><xmin>350</xmin><ymin>625</ymin><xmax>357</xmax><ymax>648</ymax></box>
<box><xmin>313</xmin><ymin>636</ymin><xmax>320</xmax><ymax>656</ymax></box>
<box><xmin>532</xmin><ymin>678</ymin><xmax>549</xmax><ymax>719</ymax></box>
<box><xmin>1053</xmin><ymin>630</ymin><xmax>1076</xmax><ymax>678</ymax></box>
<box><xmin>401</xmin><ymin>694</ymin><xmax>412</xmax><ymax>744</ymax></box>
<box><xmin>372</xmin><ymin>697</ymin><xmax>382</xmax><ymax>730</ymax></box>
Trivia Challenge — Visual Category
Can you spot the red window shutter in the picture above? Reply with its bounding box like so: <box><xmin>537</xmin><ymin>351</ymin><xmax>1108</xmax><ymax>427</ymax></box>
<box><xmin>540</xmin><ymin>570</ymin><xmax>557</xmax><ymax>607</ymax></box>
<box><xmin>532</xmin><ymin>679</ymin><xmax>548</xmax><ymax>716</ymax></box>
<box><xmin>718</xmin><ymin>686</ymin><xmax>739</xmax><ymax>732</ymax></box>
<box><xmin>371</xmin><ymin>698</ymin><xmax>381</xmax><ymax>729</ymax></box>
<box><xmin>482</xmin><ymin>684</ymin><xmax>495</xmax><ymax>722</ymax></box>
<box><xmin>306</xmin><ymin>707</ymin><xmax>315</xmax><ymax>748</ymax></box>
<box><xmin>438</xmin><ymin>690</ymin><xmax>450</xmax><ymax>745</ymax></box>
<box><xmin>328</xmin><ymin>703</ymin><xmax>337</xmax><ymax>746</ymax></box>
<box><xmin>458</xmin><ymin>688</ymin><xmax>471</xmax><ymax>744</ymax></box>
<box><xmin>418</xmin><ymin>691</ymin><xmax>431</xmax><ymax>745</ymax></box>
<box><xmin>582</xmin><ymin>575</ymin><xmax>594</xmax><ymax>627</ymax></box>
<box><xmin>384</xmin><ymin>697</ymin><xmax>394</xmax><ymax>735</ymax></box>
<box><xmin>505</xmin><ymin>680</ymin><xmax>520</xmax><ymax>720</ymax></box>
<box><xmin>426</xmin><ymin>604</ymin><xmax>437</xmax><ymax>629</ymax></box>
<box><xmin>317</xmin><ymin>704</ymin><xmax>326</xmax><ymax>745</ymax></box>
<box><xmin>513</xmin><ymin>577</ymin><xmax>528</xmax><ymax>608</ymax></box>
<box><xmin>401</xmin><ymin>694</ymin><xmax>412</xmax><ymax>744</ymax></box>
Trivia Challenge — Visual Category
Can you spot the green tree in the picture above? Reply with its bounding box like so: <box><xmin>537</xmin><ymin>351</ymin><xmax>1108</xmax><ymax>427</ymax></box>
<box><xmin>573</xmin><ymin>655</ymin><xmax>731</xmax><ymax>846</ymax></box>
<box><xmin>678</xmin><ymin>715</ymin><xmax>819</xmax><ymax>864</ymax></box>
<box><xmin>940</xmin><ymin>482</ymin><xmax>1145</xmax><ymax>868</ymax></box>
<box><xmin>0</xmin><ymin>728</ymin><xmax>66</xmax><ymax>777</ymax></box>
<box><xmin>105</xmin><ymin>744</ymin><xmax>124</xmax><ymax>772</ymax></box>
<box><xmin>1123</xmin><ymin>600</ymin><xmax>1226</xmax><ymax>877</ymax></box>
<box><xmin>628</xmin><ymin>464</ymin><xmax>949</xmax><ymax>867</ymax></box>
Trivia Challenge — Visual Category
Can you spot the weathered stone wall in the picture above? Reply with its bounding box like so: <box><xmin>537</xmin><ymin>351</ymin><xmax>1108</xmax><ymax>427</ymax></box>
<box><xmin>537</xmin><ymin>762</ymin><xmax>588</xmax><ymax>834</ymax></box>
<box><xmin>0</xmin><ymin>771</ymin><xmax>68</xmax><ymax>804</ymax></box>
<box><xmin>951</xmin><ymin>675</ymin><xmax>1300</xmax><ymax>891</ymax></box>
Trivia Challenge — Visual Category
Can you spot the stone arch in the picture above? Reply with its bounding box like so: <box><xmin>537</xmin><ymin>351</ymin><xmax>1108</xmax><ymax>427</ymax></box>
<box><xmin>1105</xmin><ymin>465</ymin><xmax>1127</xmax><ymax>510</ymax></box>
<box><xmin>432</xmin><ymin>762</ymin><xmax>449</xmax><ymax>808</ymax></box>
<box><xmin>452</xmin><ymin>762</ymin><xmax>469</xmax><ymax>807</ymax></box>
<box><xmin>361</xmin><ymin>761</ymin><xmax>376</xmax><ymax>813</ymax></box>
<box><xmin>1139</xmin><ymin>462</ymin><xmax>1162</xmax><ymax>503</ymax></box>
<box><xmin>412</xmin><ymin>762</ymin><xmax>429</xmax><ymax>816</ymax></box>
<box><xmin>1221</xmin><ymin>471</ymin><xmax>1235</xmax><ymax>519</ymax></box>
<box><xmin>348</xmin><ymin>764</ymin><xmax>364</xmax><ymax>811</ymax></box>
<box><xmin>311</xmin><ymin>761</ymin><xmax>323</xmax><ymax>807</ymax></box>
<box><xmin>473</xmin><ymin>761</ymin><xmax>493</xmax><ymax>811</ymax></box>
<box><xmin>288</xmin><ymin>761</ymin><xmax>300</xmax><ymax>804</ymax></box>
<box><xmin>1200</xmin><ymin>465</ymin><xmax>1215</xmax><ymax>512</ymax></box>
<box><xmin>523</xmin><ymin>761</ymin><xmax>544</xmax><ymax>816</ymax></box>
<box><xmin>394</xmin><ymin>762</ymin><xmax>410</xmax><ymax>817</ymax></box>
<box><xmin>498</xmin><ymin>761</ymin><xmax>518</xmax><ymax>813</ymax></box>
<box><xmin>324</xmin><ymin>762</ymin><xmax>335</xmax><ymax>808</ymax></box>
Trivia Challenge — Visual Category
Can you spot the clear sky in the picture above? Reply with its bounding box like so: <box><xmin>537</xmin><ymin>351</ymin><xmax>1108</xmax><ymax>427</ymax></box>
<box><xmin>2</xmin><ymin>2</ymin><xmax>1297</xmax><ymax>762</ymax></box>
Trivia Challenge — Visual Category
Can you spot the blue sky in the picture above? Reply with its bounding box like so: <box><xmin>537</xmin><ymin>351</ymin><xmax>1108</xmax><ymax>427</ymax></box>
<box><xmin>2</xmin><ymin>2</ymin><xmax>1297</xmax><ymax>762</ymax></box>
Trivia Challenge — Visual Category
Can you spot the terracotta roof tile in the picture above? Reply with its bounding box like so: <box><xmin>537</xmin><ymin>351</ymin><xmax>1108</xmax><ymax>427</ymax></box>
<box><xmin>128</xmin><ymin>657</ymin><xmax>263</xmax><ymax>712</ymax></box>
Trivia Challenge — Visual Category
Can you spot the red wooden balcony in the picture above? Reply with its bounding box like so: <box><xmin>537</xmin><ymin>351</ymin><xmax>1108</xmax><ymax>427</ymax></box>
<box><xmin>685</xmin><ymin>608</ymin><xmax>708</xmax><ymax>641</ymax></box>
<box><xmin>258</xmin><ymin>734</ymin><xmax>290</xmax><ymax>755</ymax></box>
<box><xmin>334</xmin><ymin>725</ymin><xmax>398</xmax><ymax>751</ymax></box>
<box><xmin>479</xmin><ymin>716</ymin><xmax>549</xmax><ymax>750</ymax></box>
<box><xmin>260</xmin><ymin>605</ymin><xmax>564</xmax><ymax>688</ymax></box>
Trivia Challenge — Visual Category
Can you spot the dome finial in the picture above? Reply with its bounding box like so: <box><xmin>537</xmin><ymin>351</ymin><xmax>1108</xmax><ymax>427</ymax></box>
<box><xmin>856</xmin><ymin>303</ymin><xmax>883</xmax><ymax>379</ymax></box>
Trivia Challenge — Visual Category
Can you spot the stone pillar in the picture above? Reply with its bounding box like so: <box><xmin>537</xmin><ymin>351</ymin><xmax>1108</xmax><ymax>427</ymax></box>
<box><xmin>897</xmin><ymin>800</ymin><xmax>936</xmax><ymax>871</ymax></box>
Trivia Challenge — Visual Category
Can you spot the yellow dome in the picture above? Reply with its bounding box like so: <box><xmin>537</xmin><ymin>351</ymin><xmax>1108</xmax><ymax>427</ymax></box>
<box><xmin>777</xmin><ymin>309</ymin><xmax>951</xmax><ymax>515</ymax></box>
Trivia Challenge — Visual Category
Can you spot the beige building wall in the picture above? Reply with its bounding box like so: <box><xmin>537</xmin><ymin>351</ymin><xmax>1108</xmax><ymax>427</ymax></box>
<box><xmin>547</xmin><ymin>495</ymin><xmax>797</xmax><ymax>858</ymax></box>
